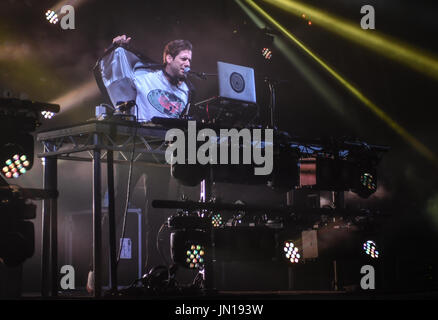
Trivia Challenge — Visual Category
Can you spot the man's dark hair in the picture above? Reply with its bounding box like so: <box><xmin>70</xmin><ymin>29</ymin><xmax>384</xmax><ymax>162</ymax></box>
<box><xmin>162</xmin><ymin>39</ymin><xmax>192</xmax><ymax>64</ymax></box>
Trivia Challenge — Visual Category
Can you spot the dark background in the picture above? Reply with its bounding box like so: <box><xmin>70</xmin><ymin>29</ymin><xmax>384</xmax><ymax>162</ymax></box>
<box><xmin>1</xmin><ymin>0</ymin><xmax>437</xmax><ymax>294</ymax></box>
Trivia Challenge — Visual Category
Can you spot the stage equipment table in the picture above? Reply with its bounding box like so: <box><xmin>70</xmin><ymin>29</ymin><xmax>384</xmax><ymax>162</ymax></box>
<box><xmin>36</xmin><ymin>120</ymin><xmax>169</xmax><ymax>297</ymax></box>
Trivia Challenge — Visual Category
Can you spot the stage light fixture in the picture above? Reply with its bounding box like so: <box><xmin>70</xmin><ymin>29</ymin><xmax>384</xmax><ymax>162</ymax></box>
<box><xmin>185</xmin><ymin>244</ymin><xmax>206</xmax><ymax>269</ymax></box>
<box><xmin>41</xmin><ymin>111</ymin><xmax>55</xmax><ymax>119</ymax></box>
<box><xmin>358</xmin><ymin>172</ymin><xmax>377</xmax><ymax>195</ymax></box>
<box><xmin>250</xmin><ymin>27</ymin><xmax>275</xmax><ymax>62</ymax></box>
<box><xmin>262</xmin><ymin>47</ymin><xmax>273</xmax><ymax>60</ymax></box>
<box><xmin>169</xmin><ymin>215</ymin><xmax>210</xmax><ymax>270</ymax></box>
<box><xmin>171</xmin><ymin>230</ymin><xmax>209</xmax><ymax>270</ymax></box>
<box><xmin>1</xmin><ymin>135</ymin><xmax>34</xmax><ymax>179</ymax></box>
<box><xmin>283</xmin><ymin>241</ymin><xmax>301</xmax><ymax>264</ymax></box>
<box><xmin>314</xmin><ymin>157</ymin><xmax>379</xmax><ymax>198</ymax></box>
<box><xmin>363</xmin><ymin>240</ymin><xmax>379</xmax><ymax>259</ymax></box>
<box><xmin>45</xmin><ymin>10</ymin><xmax>59</xmax><ymax>24</ymax></box>
<box><xmin>351</xmin><ymin>159</ymin><xmax>378</xmax><ymax>198</ymax></box>
<box><xmin>211</xmin><ymin>213</ymin><xmax>223</xmax><ymax>228</ymax></box>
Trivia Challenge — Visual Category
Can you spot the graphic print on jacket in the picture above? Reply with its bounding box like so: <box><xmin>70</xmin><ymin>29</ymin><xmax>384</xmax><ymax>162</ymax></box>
<box><xmin>147</xmin><ymin>89</ymin><xmax>184</xmax><ymax>118</ymax></box>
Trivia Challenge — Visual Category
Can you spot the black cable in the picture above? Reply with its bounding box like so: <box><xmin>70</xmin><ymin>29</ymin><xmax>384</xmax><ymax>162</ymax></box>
<box><xmin>117</xmin><ymin>104</ymin><xmax>139</xmax><ymax>265</ymax></box>
<box><xmin>142</xmin><ymin>178</ymin><xmax>149</xmax><ymax>272</ymax></box>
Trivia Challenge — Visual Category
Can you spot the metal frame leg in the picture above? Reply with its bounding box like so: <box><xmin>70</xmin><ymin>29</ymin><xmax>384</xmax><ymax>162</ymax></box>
<box><xmin>107</xmin><ymin>150</ymin><xmax>118</xmax><ymax>291</ymax></box>
<box><xmin>92</xmin><ymin>139</ymin><xmax>102</xmax><ymax>297</ymax></box>
<box><xmin>200</xmin><ymin>174</ymin><xmax>214</xmax><ymax>291</ymax></box>
<box><xmin>49</xmin><ymin>159</ymin><xmax>58</xmax><ymax>297</ymax></box>
<box><xmin>41</xmin><ymin>156</ymin><xmax>58</xmax><ymax>297</ymax></box>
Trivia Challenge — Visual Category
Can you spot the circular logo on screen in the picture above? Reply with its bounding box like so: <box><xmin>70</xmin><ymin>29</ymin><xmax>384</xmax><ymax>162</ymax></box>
<box><xmin>147</xmin><ymin>89</ymin><xmax>184</xmax><ymax>118</ymax></box>
<box><xmin>229</xmin><ymin>72</ymin><xmax>245</xmax><ymax>93</ymax></box>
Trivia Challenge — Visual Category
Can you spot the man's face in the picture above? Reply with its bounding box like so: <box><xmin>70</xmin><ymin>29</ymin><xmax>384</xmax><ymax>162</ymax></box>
<box><xmin>165</xmin><ymin>49</ymin><xmax>192</xmax><ymax>79</ymax></box>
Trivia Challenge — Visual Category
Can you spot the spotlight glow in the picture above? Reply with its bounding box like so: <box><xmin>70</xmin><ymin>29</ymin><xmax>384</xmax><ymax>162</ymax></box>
<box><xmin>51</xmin><ymin>78</ymin><xmax>100</xmax><ymax>114</ymax></box>
<box><xmin>361</xmin><ymin>173</ymin><xmax>376</xmax><ymax>193</ymax></box>
<box><xmin>211</xmin><ymin>213</ymin><xmax>223</xmax><ymax>228</ymax></box>
<box><xmin>41</xmin><ymin>111</ymin><xmax>55</xmax><ymax>119</ymax></box>
<box><xmin>45</xmin><ymin>10</ymin><xmax>59</xmax><ymax>24</ymax></box>
<box><xmin>284</xmin><ymin>241</ymin><xmax>301</xmax><ymax>263</ymax></box>
<box><xmin>2</xmin><ymin>153</ymin><xmax>30</xmax><ymax>178</ymax></box>
<box><xmin>363</xmin><ymin>240</ymin><xmax>379</xmax><ymax>258</ymax></box>
<box><xmin>262</xmin><ymin>47</ymin><xmax>273</xmax><ymax>60</ymax></box>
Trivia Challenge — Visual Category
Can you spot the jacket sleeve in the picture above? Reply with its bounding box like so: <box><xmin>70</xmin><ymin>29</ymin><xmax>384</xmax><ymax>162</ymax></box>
<box><xmin>97</xmin><ymin>46</ymin><xmax>140</xmax><ymax>106</ymax></box>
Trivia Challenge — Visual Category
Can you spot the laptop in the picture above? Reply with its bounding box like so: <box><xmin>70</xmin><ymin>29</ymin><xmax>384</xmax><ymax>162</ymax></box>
<box><xmin>217</xmin><ymin>61</ymin><xmax>257</xmax><ymax>104</ymax></box>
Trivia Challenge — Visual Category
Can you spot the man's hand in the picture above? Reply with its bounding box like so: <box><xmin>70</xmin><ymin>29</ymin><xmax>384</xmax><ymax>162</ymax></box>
<box><xmin>112</xmin><ymin>35</ymin><xmax>132</xmax><ymax>45</ymax></box>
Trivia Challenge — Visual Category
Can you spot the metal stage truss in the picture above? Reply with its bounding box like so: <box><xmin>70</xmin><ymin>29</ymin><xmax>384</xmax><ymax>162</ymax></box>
<box><xmin>38</xmin><ymin>120</ymin><xmax>169</xmax><ymax>164</ymax></box>
<box><xmin>36</xmin><ymin>119</ymin><xmax>171</xmax><ymax>298</ymax></box>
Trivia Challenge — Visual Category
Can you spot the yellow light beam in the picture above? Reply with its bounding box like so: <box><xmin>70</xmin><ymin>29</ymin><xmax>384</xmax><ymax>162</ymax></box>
<box><xmin>51</xmin><ymin>78</ymin><xmax>99</xmax><ymax>113</ymax></box>
<box><xmin>242</xmin><ymin>0</ymin><xmax>438</xmax><ymax>166</ymax></box>
<box><xmin>262</xmin><ymin>0</ymin><xmax>438</xmax><ymax>81</ymax></box>
<box><xmin>0</xmin><ymin>43</ymin><xmax>32</xmax><ymax>60</ymax></box>
<box><xmin>235</xmin><ymin>0</ymin><xmax>351</xmax><ymax>119</ymax></box>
